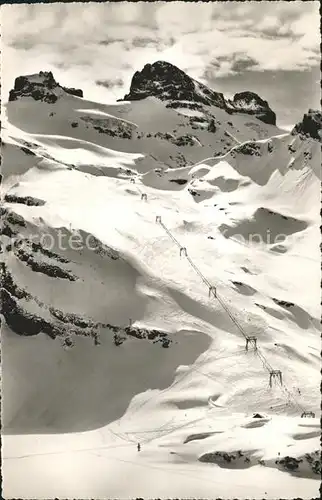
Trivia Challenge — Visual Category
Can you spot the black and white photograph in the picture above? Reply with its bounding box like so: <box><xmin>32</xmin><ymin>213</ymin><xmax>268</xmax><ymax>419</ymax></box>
<box><xmin>0</xmin><ymin>1</ymin><xmax>321</xmax><ymax>498</ymax></box>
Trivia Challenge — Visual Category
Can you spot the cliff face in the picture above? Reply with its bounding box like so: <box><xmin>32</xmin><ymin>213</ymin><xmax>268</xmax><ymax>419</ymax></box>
<box><xmin>0</xmin><ymin>206</ymin><xmax>172</xmax><ymax>348</ymax></box>
<box><xmin>8</xmin><ymin>71</ymin><xmax>83</xmax><ymax>103</ymax></box>
<box><xmin>122</xmin><ymin>61</ymin><xmax>227</xmax><ymax>109</ymax></box>
<box><xmin>227</xmin><ymin>91</ymin><xmax>276</xmax><ymax>126</ymax></box>
<box><xmin>291</xmin><ymin>109</ymin><xmax>322</xmax><ymax>141</ymax></box>
<box><xmin>122</xmin><ymin>60</ymin><xmax>276</xmax><ymax>125</ymax></box>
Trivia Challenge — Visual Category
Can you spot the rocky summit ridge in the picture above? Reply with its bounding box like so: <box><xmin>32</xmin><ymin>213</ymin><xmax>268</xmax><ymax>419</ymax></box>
<box><xmin>291</xmin><ymin>109</ymin><xmax>322</xmax><ymax>141</ymax></box>
<box><xmin>9</xmin><ymin>71</ymin><xmax>83</xmax><ymax>104</ymax></box>
<box><xmin>121</xmin><ymin>60</ymin><xmax>276</xmax><ymax>125</ymax></box>
<box><xmin>7</xmin><ymin>62</ymin><xmax>321</xmax><ymax>138</ymax></box>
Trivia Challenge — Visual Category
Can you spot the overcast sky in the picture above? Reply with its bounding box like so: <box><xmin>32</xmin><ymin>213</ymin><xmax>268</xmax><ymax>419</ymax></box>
<box><xmin>1</xmin><ymin>1</ymin><xmax>320</xmax><ymax>129</ymax></box>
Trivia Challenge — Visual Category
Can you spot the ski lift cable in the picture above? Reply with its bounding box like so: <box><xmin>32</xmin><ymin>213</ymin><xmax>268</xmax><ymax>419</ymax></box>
<box><xmin>156</xmin><ymin>218</ymin><xmax>311</xmax><ymax>417</ymax></box>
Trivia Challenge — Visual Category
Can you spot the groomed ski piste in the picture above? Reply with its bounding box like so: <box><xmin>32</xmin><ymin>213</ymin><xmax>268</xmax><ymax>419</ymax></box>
<box><xmin>1</xmin><ymin>68</ymin><xmax>321</xmax><ymax>499</ymax></box>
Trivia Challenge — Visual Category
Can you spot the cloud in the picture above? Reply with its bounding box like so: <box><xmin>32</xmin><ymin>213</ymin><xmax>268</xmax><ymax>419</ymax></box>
<box><xmin>231</xmin><ymin>55</ymin><xmax>259</xmax><ymax>73</ymax></box>
<box><xmin>204</xmin><ymin>53</ymin><xmax>260</xmax><ymax>80</ymax></box>
<box><xmin>1</xmin><ymin>1</ymin><xmax>319</xmax><ymax>109</ymax></box>
<box><xmin>95</xmin><ymin>78</ymin><xmax>124</xmax><ymax>89</ymax></box>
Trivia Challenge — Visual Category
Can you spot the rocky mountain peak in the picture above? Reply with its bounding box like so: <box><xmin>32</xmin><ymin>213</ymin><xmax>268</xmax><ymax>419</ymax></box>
<box><xmin>9</xmin><ymin>71</ymin><xmax>83</xmax><ymax>103</ymax></box>
<box><xmin>122</xmin><ymin>60</ymin><xmax>227</xmax><ymax>109</ymax></box>
<box><xmin>227</xmin><ymin>91</ymin><xmax>276</xmax><ymax>126</ymax></box>
<box><xmin>291</xmin><ymin>109</ymin><xmax>322</xmax><ymax>141</ymax></box>
<box><xmin>122</xmin><ymin>61</ymin><xmax>276</xmax><ymax>125</ymax></box>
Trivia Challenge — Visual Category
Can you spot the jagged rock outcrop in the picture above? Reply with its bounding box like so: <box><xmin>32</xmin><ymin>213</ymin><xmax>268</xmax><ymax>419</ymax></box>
<box><xmin>1</xmin><ymin>257</ymin><xmax>172</xmax><ymax>347</ymax></box>
<box><xmin>122</xmin><ymin>61</ymin><xmax>227</xmax><ymax>109</ymax></box>
<box><xmin>291</xmin><ymin>109</ymin><xmax>322</xmax><ymax>141</ymax></box>
<box><xmin>153</xmin><ymin>131</ymin><xmax>199</xmax><ymax>147</ymax></box>
<box><xmin>230</xmin><ymin>141</ymin><xmax>262</xmax><ymax>157</ymax></box>
<box><xmin>79</xmin><ymin>114</ymin><xmax>134</xmax><ymax>139</ymax></box>
<box><xmin>4</xmin><ymin>194</ymin><xmax>46</xmax><ymax>206</ymax></box>
<box><xmin>227</xmin><ymin>92</ymin><xmax>276</xmax><ymax>125</ymax></box>
<box><xmin>121</xmin><ymin>61</ymin><xmax>276</xmax><ymax>125</ymax></box>
<box><xmin>1</xmin><ymin>276</ymin><xmax>172</xmax><ymax>347</ymax></box>
<box><xmin>15</xmin><ymin>246</ymin><xmax>78</xmax><ymax>281</ymax></box>
<box><xmin>199</xmin><ymin>450</ymin><xmax>253</xmax><ymax>467</ymax></box>
<box><xmin>8</xmin><ymin>71</ymin><xmax>83</xmax><ymax>103</ymax></box>
<box><xmin>61</xmin><ymin>86</ymin><xmax>83</xmax><ymax>98</ymax></box>
<box><xmin>0</xmin><ymin>206</ymin><xmax>26</xmax><ymax>237</ymax></box>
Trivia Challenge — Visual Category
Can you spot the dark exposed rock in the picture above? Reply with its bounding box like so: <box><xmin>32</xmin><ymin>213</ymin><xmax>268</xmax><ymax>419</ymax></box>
<box><xmin>235</xmin><ymin>142</ymin><xmax>262</xmax><ymax>156</ymax></box>
<box><xmin>276</xmin><ymin>456</ymin><xmax>301</xmax><ymax>471</ymax></box>
<box><xmin>1</xmin><ymin>255</ymin><xmax>172</xmax><ymax>348</ymax></box>
<box><xmin>112</xmin><ymin>324</ymin><xmax>172</xmax><ymax>347</ymax></box>
<box><xmin>153</xmin><ymin>131</ymin><xmax>198</xmax><ymax>147</ymax></box>
<box><xmin>208</xmin><ymin>119</ymin><xmax>217</xmax><ymax>133</ymax></box>
<box><xmin>174</xmin><ymin>134</ymin><xmax>198</xmax><ymax>147</ymax></box>
<box><xmin>154</xmin><ymin>131</ymin><xmax>176</xmax><ymax>142</ymax></box>
<box><xmin>199</xmin><ymin>450</ymin><xmax>253</xmax><ymax>468</ymax></box>
<box><xmin>291</xmin><ymin>109</ymin><xmax>322</xmax><ymax>141</ymax></box>
<box><xmin>188</xmin><ymin>188</ymin><xmax>200</xmax><ymax>197</ymax></box>
<box><xmin>0</xmin><ymin>207</ymin><xmax>26</xmax><ymax>238</ymax></box>
<box><xmin>79</xmin><ymin>115</ymin><xmax>134</xmax><ymax>139</ymax></box>
<box><xmin>62</xmin><ymin>86</ymin><xmax>83</xmax><ymax>98</ymax></box>
<box><xmin>31</xmin><ymin>242</ymin><xmax>70</xmax><ymax>264</ymax></box>
<box><xmin>49</xmin><ymin>307</ymin><xmax>94</xmax><ymax>328</ymax></box>
<box><xmin>272</xmin><ymin>298</ymin><xmax>294</xmax><ymax>308</ymax></box>
<box><xmin>1</xmin><ymin>289</ymin><xmax>97</xmax><ymax>341</ymax></box>
<box><xmin>1</xmin><ymin>264</ymin><xmax>32</xmax><ymax>301</ymax></box>
<box><xmin>169</xmin><ymin>179</ymin><xmax>188</xmax><ymax>185</ymax></box>
<box><xmin>0</xmin><ymin>207</ymin><xmax>26</xmax><ymax>227</ymax></box>
<box><xmin>122</xmin><ymin>61</ymin><xmax>227</xmax><ymax>109</ymax></box>
<box><xmin>20</xmin><ymin>146</ymin><xmax>36</xmax><ymax>156</ymax></box>
<box><xmin>121</xmin><ymin>61</ymin><xmax>276</xmax><ymax>125</ymax></box>
<box><xmin>4</xmin><ymin>194</ymin><xmax>46</xmax><ymax>206</ymax></box>
<box><xmin>1</xmin><ymin>289</ymin><xmax>57</xmax><ymax>339</ymax></box>
<box><xmin>8</xmin><ymin>71</ymin><xmax>83</xmax><ymax>103</ymax></box>
<box><xmin>15</xmin><ymin>247</ymin><xmax>78</xmax><ymax>281</ymax></box>
<box><xmin>166</xmin><ymin>100</ymin><xmax>204</xmax><ymax>112</ymax></box>
<box><xmin>228</xmin><ymin>91</ymin><xmax>276</xmax><ymax>125</ymax></box>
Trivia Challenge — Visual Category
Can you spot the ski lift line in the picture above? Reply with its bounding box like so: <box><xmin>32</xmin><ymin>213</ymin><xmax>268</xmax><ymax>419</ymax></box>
<box><xmin>278</xmin><ymin>382</ymin><xmax>305</xmax><ymax>413</ymax></box>
<box><xmin>186</xmin><ymin>255</ymin><xmax>212</xmax><ymax>288</ymax></box>
<box><xmin>255</xmin><ymin>347</ymin><xmax>275</xmax><ymax>373</ymax></box>
<box><xmin>115</xmin><ymin>207</ymin><xmax>312</xmax><ymax>424</ymax></box>
<box><xmin>159</xmin><ymin>221</ymin><xmax>182</xmax><ymax>248</ymax></box>
<box><xmin>214</xmin><ymin>294</ymin><xmax>248</xmax><ymax>340</ymax></box>
<box><xmin>157</xmin><ymin>223</ymin><xmax>250</xmax><ymax>343</ymax></box>
<box><xmin>129</xmin><ymin>177</ymin><xmax>148</xmax><ymax>201</ymax></box>
<box><xmin>256</xmin><ymin>347</ymin><xmax>305</xmax><ymax>413</ymax></box>
<box><xmin>159</xmin><ymin>219</ymin><xmax>310</xmax><ymax>417</ymax></box>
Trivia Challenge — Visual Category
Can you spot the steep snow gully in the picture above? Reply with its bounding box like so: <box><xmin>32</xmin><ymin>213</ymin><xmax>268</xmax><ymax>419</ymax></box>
<box><xmin>1</xmin><ymin>62</ymin><xmax>321</xmax><ymax>498</ymax></box>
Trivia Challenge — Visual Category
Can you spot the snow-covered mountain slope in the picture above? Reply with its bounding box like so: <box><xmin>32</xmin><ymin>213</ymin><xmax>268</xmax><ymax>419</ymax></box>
<box><xmin>1</xmin><ymin>64</ymin><xmax>321</xmax><ymax>499</ymax></box>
